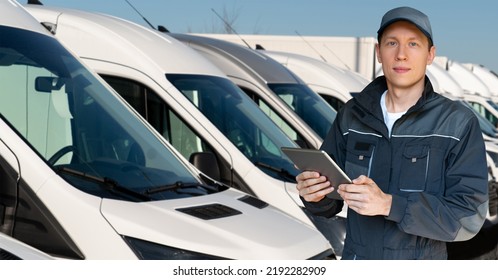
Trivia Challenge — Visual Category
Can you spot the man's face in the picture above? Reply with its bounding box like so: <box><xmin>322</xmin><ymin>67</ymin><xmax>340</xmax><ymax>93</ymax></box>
<box><xmin>376</xmin><ymin>21</ymin><xmax>435</xmax><ymax>90</ymax></box>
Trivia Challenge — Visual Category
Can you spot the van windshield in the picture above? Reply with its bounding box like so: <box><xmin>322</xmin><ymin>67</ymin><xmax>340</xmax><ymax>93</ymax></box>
<box><xmin>268</xmin><ymin>83</ymin><xmax>336</xmax><ymax>139</ymax></box>
<box><xmin>167</xmin><ymin>74</ymin><xmax>300</xmax><ymax>181</ymax></box>
<box><xmin>0</xmin><ymin>26</ymin><xmax>212</xmax><ymax>201</ymax></box>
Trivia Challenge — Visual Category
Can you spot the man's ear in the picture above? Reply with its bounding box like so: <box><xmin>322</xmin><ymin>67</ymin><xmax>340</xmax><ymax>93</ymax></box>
<box><xmin>375</xmin><ymin>43</ymin><xmax>382</xmax><ymax>63</ymax></box>
<box><xmin>427</xmin><ymin>45</ymin><xmax>436</xmax><ymax>65</ymax></box>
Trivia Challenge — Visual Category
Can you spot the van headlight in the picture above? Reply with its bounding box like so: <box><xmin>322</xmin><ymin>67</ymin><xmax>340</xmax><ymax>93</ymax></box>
<box><xmin>122</xmin><ymin>236</ymin><xmax>227</xmax><ymax>260</ymax></box>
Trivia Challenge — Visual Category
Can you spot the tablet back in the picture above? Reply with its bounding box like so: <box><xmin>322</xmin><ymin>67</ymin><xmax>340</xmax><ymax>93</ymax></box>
<box><xmin>281</xmin><ymin>147</ymin><xmax>350</xmax><ymax>200</ymax></box>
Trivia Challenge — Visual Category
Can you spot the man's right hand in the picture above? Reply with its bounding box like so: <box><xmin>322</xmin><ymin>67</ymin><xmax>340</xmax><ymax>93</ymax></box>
<box><xmin>296</xmin><ymin>171</ymin><xmax>334</xmax><ymax>202</ymax></box>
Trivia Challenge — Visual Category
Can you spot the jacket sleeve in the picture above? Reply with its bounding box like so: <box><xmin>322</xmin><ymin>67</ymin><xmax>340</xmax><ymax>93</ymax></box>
<box><xmin>301</xmin><ymin>110</ymin><xmax>346</xmax><ymax>217</ymax></box>
<box><xmin>386</xmin><ymin>114</ymin><xmax>489</xmax><ymax>242</ymax></box>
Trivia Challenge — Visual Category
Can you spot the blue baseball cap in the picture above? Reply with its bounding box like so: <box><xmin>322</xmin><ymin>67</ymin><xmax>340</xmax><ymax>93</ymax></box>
<box><xmin>377</xmin><ymin>7</ymin><xmax>433</xmax><ymax>44</ymax></box>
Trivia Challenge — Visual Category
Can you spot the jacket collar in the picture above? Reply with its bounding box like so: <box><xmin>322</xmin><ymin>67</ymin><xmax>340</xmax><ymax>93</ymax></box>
<box><xmin>354</xmin><ymin>75</ymin><xmax>437</xmax><ymax>117</ymax></box>
<box><xmin>350</xmin><ymin>75</ymin><xmax>437</xmax><ymax>137</ymax></box>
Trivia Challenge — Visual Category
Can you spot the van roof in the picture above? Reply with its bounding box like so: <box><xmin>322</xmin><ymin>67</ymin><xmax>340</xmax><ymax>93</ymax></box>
<box><xmin>426</xmin><ymin>63</ymin><xmax>464</xmax><ymax>97</ymax></box>
<box><xmin>1</xmin><ymin>0</ymin><xmax>51</xmax><ymax>35</ymax></box>
<box><xmin>263</xmin><ymin>50</ymin><xmax>369</xmax><ymax>93</ymax></box>
<box><xmin>170</xmin><ymin>33</ymin><xmax>303</xmax><ymax>84</ymax></box>
<box><xmin>434</xmin><ymin>57</ymin><xmax>491</xmax><ymax>97</ymax></box>
<box><xmin>25</xmin><ymin>5</ymin><xmax>227</xmax><ymax>78</ymax></box>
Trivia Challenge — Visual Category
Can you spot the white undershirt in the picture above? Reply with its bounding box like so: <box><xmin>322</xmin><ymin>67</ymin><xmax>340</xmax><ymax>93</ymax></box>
<box><xmin>380</xmin><ymin>91</ymin><xmax>406</xmax><ymax>137</ymax></box>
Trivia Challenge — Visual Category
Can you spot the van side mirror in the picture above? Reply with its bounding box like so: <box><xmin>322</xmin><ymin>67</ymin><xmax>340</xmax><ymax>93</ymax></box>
<box><xmin>35</xmin><ymin>76</ymin><xmax>65</xmax><ymax>93</ymax></box>
<box><xmin>189</xmin><ymin>152</ymin><xmax>221</xmax><ymax>182</ymax></box>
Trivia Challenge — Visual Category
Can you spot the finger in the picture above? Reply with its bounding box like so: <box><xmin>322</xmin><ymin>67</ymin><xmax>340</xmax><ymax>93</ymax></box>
<box><xmin>338</xmin><ymin>183</ymin><xmax>366</xmax><ymax>194</ymax></box>
<box><xmin>296</xmin><ymin>175</ymin><xmax>327</xmax><ymax>191</ymax></box>
<box><xmin>352</xmin><ymin>175</ymin><xmax>376</xmax><ymax>186</ymax></box>
<box><xmin>339</xmin><ymin>190</ymin><xmax>367</xmax><ymax>203</ymax></box>
<box><xmin>295</xmin><ymin>171</ymin><xmax>320</xmax><ymax>182</ymax></box>
<box><xmin>302</xmin><ymin>185</ymin><xmax>334</xmax><ymax>202</ymax></box>
<box><xmin>300</xmin><ymin>180</ymin><xmax>331</xmax><ymax>195</ymax></box>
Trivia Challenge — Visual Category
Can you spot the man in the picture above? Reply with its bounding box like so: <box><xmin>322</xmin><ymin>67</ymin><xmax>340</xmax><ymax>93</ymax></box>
<box><xmin>296</xmin><ymin>6</ymin><xmax>488</xmax><ymax>259</ymax></box>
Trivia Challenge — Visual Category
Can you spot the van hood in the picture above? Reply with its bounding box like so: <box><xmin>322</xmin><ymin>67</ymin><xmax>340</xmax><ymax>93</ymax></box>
<box><xmin>100</xmin><ymin>188</ymin><xmax>331</xmax><ymax>259</ymax></box>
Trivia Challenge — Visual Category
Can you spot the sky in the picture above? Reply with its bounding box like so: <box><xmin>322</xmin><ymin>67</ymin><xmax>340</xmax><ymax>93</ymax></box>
<box><xmin>31</xmin><ymin>0</ymin><xmax>498</xmax><ymax>73</ymax></box>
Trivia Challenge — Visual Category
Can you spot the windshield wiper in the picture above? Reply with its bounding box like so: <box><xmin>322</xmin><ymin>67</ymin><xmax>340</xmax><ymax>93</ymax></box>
<box><xmin>254</xmin><ymin>161</ymin><xmax>296</xmax><ymax>182</ymax></box>
<box><xmin>198</xmin><ymin>173</ymin><xmax>225</xmax><ymax>192</ymax></box>
<box><xmin>144</xmin><ymin>181</ymin><xmax>203</xmax><ymax>195</ymax></box>
<box><xmin>56</xmin><ymin>166</ymin><xmax>151</xmax><ymax>201</ymax></box>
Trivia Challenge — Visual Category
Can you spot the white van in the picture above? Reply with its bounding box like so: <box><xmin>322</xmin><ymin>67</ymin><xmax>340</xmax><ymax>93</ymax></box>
<box><xmin>0</xmin><ymin>1</ymin><xmax>333</xmax><ymax>259</ymax></box>
<box><xmin>170</xmin><ymin>33</ymin><xmax>337</xmax><ymax>149</ymax></box>
<box><xmin>432</xmin><ymin>59</ymin><xmax>498</xmax><ymax>129</ymax></box>
<box><xmin>196</xmin><ymin>33</ymin><xmax>378</xmax><ymax>81</ymax></box>
<box><xmin>463</xmin><ymin>64</ymin><xmax>498</xmax><ymax>95</ymax></box>
<box><xmin>462</xmin><ymin>94</ymin><xmax>498</xmax><ymax>128</ymax></box>
<box><xmin>261</xmin><ymin>50</ymin><xmax>370</xmax><ymax>111</ymax></box>
<box><xmin>24</xmin><ymin>4</ymin><xmax>344</xmax><ymax>257</ymax></box>
<box><xmin>434</xmin><ymin>57</ymin><xmax>491</xmax><ymax>97</ymax></box>
<box><xmin>426</xmin><ymin>63</ymin><xmax>464</xmax><ymax>97</ymax></box>
<box><xmin>463</xmin><ymin>63</ymin><xmax>498</xmax><ymax>103</ymax></box>
<box><xmin>168</xmin><ymin>33</ymin><xmax>347</xmax><ymax>257</ymax></box>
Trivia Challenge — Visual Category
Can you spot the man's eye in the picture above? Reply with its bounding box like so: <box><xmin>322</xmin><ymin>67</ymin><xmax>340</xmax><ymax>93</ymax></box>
<box><xmin>387</xmin><ymin>41</ymin><xmax>397</xmax><ymax>46</ymax></box>
<box><xmin>409</xmin><ymin>42</ymin><xmax>418</xmax><ymax>47</ymax></box>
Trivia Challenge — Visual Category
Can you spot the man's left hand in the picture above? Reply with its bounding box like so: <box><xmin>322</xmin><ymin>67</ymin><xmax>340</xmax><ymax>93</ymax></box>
<box><xmin>338</xmin><ymin>175</ymin><xmax>392</xmax><ymax>216</ymax></box>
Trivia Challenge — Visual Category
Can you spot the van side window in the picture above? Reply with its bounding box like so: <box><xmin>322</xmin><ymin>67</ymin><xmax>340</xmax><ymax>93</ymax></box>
<box><xmin>99</xmin><ymin>75</ymin><xmax>253</xmax><ymax>192</ymax></box>
<box><xmin>101</xmin><ymin>75</ymin><xmax>208</xmax><ymax>157</ymax></box>
<box><xmin>239</xmin><ymin>87</ymin><xmax>311</xmax><ymax>148</ymax></box>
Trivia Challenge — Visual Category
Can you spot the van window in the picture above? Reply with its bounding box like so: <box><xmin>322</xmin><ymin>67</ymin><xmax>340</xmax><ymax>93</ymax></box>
<box><xmin>487</xmin><ymin>100</ymin><xmax>498</xmax><ymax>112</ymax></box>
<box><xmin>0</xmin><ymin>26</ymin><xmax>212</xmax><ymax>201</ymax></box>
<box><xmin>100</xmin><ymin>75</ymin><xmax>211</xmax><ymax>158</ymax></box>
<box><xmin>167</xmin><ymin>74</ymin><xmax>300</xmax><ymax>181</ymax></box>
<box><xmin>99</xmin><ymin>75</ymin><xmax>253</xmax><ymax>193</ymax></box>
<box><xmin>459</xmin><ymin>100</ymin><xmax>498</xmax><ymax>137</ymax></box>
<box><xmin>240</xmin><ymin>87</ymin><xmax>311</xmax><ymax>148</ymax></box>
<box><xmin>469</xmin><ymin>101</ymin><xmax>498</xmax><ymax>128</ymax></box>
<box><xmin>268</xmin><ymin>83</ymin><xmax>336</xmax><ymax>139</ymax></box>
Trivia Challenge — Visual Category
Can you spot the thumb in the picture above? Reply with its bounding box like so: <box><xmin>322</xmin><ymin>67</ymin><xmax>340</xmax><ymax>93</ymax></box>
<box><xmin>352</xmin><ymin>175</ymin><xmax>368</xmax><ymax>184</ymax></box>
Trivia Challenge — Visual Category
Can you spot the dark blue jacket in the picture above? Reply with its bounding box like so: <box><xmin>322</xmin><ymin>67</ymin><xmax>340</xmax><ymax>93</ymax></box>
<box><xmin>304</xmin><ymin>76</ymin><xmax>488</xmax><ymax>259</ymax></box>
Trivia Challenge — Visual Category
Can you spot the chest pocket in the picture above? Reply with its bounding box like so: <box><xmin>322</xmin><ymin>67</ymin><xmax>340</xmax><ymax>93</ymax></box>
<box><xmin>399</xmin><ymin>145</ymin><xmax>429</xmax><ymax>192</ymax></box>
<box><xmin>345</xmin><ymin>142</ymin><xmax>376</xmax><ymax>179</ymax></box>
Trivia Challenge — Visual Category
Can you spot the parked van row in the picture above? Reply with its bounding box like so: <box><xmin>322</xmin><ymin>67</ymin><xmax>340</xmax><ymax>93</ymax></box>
<box><xmin>6</xmin><ymin>0</ymin><xmax>497</xmax><ymax>260</ymax></box>
<box><xmin>0</xmin><ymin>0</ymin><xmax>334</xmax><ymax>259</ymax></box>
<box><xmin>23</xmin><ymin>3</ymin><xmax>357</xmax><ymax>257</ymax></box>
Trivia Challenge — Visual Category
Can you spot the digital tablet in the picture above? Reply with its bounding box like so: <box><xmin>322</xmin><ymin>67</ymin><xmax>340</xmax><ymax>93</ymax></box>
<box><xmin>281</xmin><ymin>147</ymin><xmax>351</xmax><ymax>200</ymax></box>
